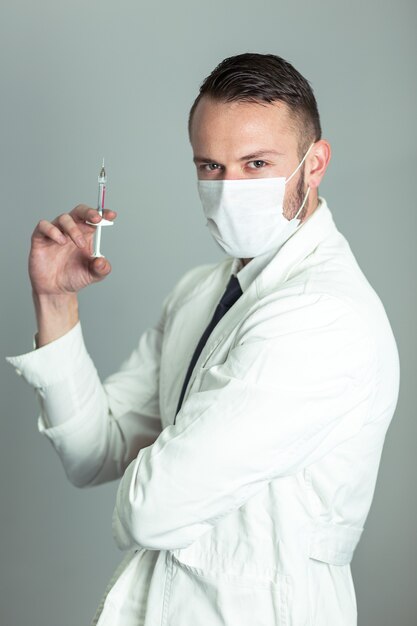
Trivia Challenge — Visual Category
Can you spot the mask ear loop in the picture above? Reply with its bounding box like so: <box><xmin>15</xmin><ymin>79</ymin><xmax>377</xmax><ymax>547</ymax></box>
<box><xmin>285</xmin><ymin>141</ymin><xmax>315</xmax><ymax>184</ymax></box>
<box><xmin>285</xmin><ymin>141</ymin><xmax>314</xmax><ymax>224</ymax></box>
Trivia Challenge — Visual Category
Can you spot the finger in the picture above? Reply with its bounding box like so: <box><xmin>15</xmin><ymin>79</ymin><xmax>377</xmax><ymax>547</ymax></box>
<box><xmin>72</xmin><ymin>204</ymin><xmax>117</xmax><ymax>224</ymax></box>
<box><xmin>33</xmin><ymin>219</ymin><xmax>67</xmax><ymax>245</ymax></box>
<box><xmin>103</xmin><ymin>208</ymin><xmax>117</xmax><ymax>219</ymax></box>
<box><xmin>55</xmin><ymin>213</ymin><xmax>87</xmax><ymax>248</ymax></box>
<box><xmin>71</xmin><ymin>204</ymin><xmax>97</xmax><ymax>222</ymax></box>
<box><xmin>84</xmin><ymin>208</ymin><xmax>118</xmax><ymax>224</ymax></box>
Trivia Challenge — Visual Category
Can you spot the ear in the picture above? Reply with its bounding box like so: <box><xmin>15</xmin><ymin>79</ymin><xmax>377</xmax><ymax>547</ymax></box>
<box><xmin>305</xmin><ymin>140</ymin><xmax>331</xmax><ymax>189</ymax></box>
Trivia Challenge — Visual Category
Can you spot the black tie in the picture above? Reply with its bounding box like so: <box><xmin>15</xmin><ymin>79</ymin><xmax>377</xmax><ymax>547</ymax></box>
<box><xmin>174</xmin><ymin>274</ymin><xmax>243</xmax><ymax>422</ymax></box>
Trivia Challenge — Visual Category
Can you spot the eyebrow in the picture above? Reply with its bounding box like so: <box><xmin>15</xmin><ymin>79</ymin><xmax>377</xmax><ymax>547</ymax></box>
<box><xmin>193</xmin><ymin>149</ymin><xmax>284</xmax><ymax>164</ymax></box>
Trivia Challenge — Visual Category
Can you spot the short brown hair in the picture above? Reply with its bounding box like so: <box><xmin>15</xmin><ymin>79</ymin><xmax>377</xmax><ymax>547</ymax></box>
<box><xmin>188</xmin><ymin>52</ymin><xmax>321</xmax><ymax>158</ymax></box>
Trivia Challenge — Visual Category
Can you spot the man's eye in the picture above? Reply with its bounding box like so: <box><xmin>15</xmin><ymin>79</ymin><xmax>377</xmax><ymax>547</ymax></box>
<box><xmin>248</xmin><ymin>160</ymin><xmax>267</xmax><ymax>169</ymax></box>
<box><xmin>200</xmin><ymin>163</ymin><xmax>222</xmax><ymax>171</ymax></box>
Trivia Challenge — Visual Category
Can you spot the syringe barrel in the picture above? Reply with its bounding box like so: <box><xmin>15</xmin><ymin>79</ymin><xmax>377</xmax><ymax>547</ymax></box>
<box><xmin>97</xmin><ymin>181</ymin><xmax>106</xmax><ymax>214</ymax></box>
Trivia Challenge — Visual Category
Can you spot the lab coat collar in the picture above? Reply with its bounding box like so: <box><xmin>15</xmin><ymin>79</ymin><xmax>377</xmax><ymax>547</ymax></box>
<box><xmin>255</xmin><ymin>196</ymin><xmax>336</xmax><ymax>298</ymax></box>
<box><xmin>228</xmin><ymin>197</ymin><xmax>336</xmax><ymax>297</ymax></box>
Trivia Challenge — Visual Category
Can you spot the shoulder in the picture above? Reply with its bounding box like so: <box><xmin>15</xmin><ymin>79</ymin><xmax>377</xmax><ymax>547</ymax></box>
<box><xmin>237</xmin><ymin>291</ymin><xmax>372</xmax><ymax>347</ymax></box>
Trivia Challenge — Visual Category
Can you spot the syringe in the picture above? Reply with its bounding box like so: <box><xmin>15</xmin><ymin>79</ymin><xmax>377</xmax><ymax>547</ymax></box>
<box><xmin>87</xmin><ymin>159</ymin><xmax>114</xmax><ymax>257</ymax></box>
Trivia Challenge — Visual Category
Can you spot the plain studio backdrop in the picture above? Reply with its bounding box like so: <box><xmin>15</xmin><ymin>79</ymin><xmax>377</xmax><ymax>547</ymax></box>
<box><xmin>1</xmin><ymin>1</ymin><xmax>415</xmax><ymax>624</ymax></box>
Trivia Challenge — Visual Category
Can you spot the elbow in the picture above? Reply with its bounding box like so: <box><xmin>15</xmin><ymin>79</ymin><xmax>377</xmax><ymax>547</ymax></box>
<box><xmin>66</xmin><ymin>439</ymin><xmax>123</xmax><ymax>489</ymax></box>
<box><xmin>65</xmin><ymin>460</ymin><xmax>111</xmax><ymax>489</ymax></box>
<box><xmin>67</xmin><ymin>471</ymin><xmax>96</xmax><ymax>489</ymax></box>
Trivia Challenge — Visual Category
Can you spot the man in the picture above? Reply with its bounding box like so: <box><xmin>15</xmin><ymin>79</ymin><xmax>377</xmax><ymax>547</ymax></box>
<box><xmin>6</xmin><ymin>53</ymin><xmax>400</xmax><ymax>625</ymax></box>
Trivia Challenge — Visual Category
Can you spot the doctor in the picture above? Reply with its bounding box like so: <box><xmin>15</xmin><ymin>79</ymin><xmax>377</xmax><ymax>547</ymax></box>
<box><xmin>6</xmin><ymin>53</ymin><xmax>400</xmax><ymax>626</ymax></box>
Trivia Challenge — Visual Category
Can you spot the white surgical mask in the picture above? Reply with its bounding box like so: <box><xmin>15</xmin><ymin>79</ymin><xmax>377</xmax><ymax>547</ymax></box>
<box><xmin>197</xmin><ymin>142</ymin><xmax>314</xmax><ymax>258</ymax></box>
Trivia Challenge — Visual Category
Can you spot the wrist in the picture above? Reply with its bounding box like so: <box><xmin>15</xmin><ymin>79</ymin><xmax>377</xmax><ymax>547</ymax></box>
<box><xmin>32</xmin><ymin>291</ymin><xmax>79</xmax><ymax>347</ymax></box>
<box><xmin>32</xmin><ymin>291</ymin><xmax>78</xmax><ymax>308</ymax></box>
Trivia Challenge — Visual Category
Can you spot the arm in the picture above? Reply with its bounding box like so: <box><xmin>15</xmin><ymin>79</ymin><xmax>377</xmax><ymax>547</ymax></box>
<box><xmin>5</xmin><ymin>304</ymin><xmax>167</xmax><ymax>488</ymax></box>
<box><xmin>111</xmin><ymin>294</ymin><xmax>377</xmax><ymax>552</ymax></box>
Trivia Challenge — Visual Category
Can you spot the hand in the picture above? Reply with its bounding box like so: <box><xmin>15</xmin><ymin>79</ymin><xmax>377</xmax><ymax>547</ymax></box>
<box><xmin>29</xmin><ymin>204</ymin><xmax>118</xmax><ymax>296</ymax></box>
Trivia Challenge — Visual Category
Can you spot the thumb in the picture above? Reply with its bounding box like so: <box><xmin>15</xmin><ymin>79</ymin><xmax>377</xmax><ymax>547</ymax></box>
<box><xmin>90</xmin><ymin>256</ymin><xmax>112</xmax><ymax>281</ymax></box>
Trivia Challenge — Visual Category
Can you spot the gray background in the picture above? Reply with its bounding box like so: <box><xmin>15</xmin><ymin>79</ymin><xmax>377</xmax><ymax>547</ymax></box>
<box><xmin>1</xmin><ymin>1</ymin><xmax>415</xmax><ymax>624</ymax></box>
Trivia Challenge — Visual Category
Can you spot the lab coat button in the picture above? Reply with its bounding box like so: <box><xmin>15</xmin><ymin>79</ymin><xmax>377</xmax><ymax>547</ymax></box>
<box><xmin>15</xmin><ymin>368</ymin><xmax>22</xmax><ymax>376</ymax></box>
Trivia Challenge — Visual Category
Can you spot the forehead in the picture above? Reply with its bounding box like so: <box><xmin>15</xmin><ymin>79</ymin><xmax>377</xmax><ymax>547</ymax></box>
<box><xmin>190</xmin><ymin>96</ymin><xmax>298</xmax><ymax>155</ymax></box>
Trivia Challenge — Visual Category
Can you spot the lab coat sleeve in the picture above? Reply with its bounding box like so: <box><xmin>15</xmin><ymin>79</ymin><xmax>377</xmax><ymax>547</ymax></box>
<box><xmin>5</xmin><ymin>313</ymin><xmax>165</xmax><ymax>488</ymax></box>
<box><xmin>111</xmin><ymin>293</ymin><xmax>378</xmax><ymax>552</ymax></box>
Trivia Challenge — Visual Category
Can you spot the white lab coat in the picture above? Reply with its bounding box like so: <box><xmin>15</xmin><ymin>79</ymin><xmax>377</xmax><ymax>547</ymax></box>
<box><xmin>6</xmin><ymin>198</ymin><xmax>400</xmax><ymax>625</ymax></box>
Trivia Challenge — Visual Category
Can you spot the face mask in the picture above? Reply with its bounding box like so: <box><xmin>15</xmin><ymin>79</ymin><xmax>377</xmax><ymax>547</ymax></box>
<box><xmin>197</xmin><ymin>142</ymin><xmax>314</xmax><ymax>258</ymax></box>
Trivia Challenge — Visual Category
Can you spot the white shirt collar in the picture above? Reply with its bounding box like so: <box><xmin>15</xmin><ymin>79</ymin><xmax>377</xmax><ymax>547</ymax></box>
<box><xmin>231</xmin><ymin>246</ymin><xmax>278</xmax><ymax>292</ymax></box>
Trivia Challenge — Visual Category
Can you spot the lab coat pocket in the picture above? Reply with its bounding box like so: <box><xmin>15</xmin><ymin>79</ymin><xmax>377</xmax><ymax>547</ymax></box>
<box><xmin>164</xmin><ymin>552</ymin><xmax>292</xmax><ymax>626</ymax></box>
